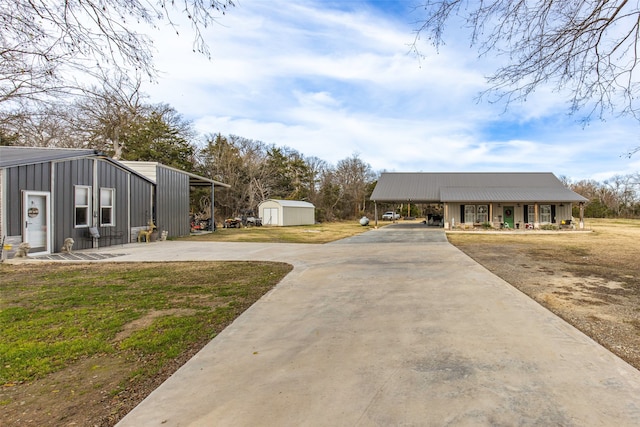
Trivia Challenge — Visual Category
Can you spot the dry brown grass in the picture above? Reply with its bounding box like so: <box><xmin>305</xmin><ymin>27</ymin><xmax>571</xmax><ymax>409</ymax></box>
<box><xmin>449</xmin><ymin>218</ymin><xmax>640</xmax><ymax>281</ymax></box>
<box><xmin>447</xmin><ymin>218</ymin><xmax>640</xmax><ymax>370</ymax></box>
<box><xmin>184</xmin><ymin>221</ymin><xmax>372</xmax><ymax>244</ymax></box>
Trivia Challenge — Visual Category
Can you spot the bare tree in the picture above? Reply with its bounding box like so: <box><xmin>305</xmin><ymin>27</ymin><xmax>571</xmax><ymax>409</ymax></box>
<box><xmin>74</xmin><ymin>73</ymin><xmax>146</xmax><ymax>158</ymax></box>
<box><xmin>4</xmin><ymin>106</ymin><xmax>81</xmax><ymax>148</ymax></box>
<box><xmin>414</xmin><ymin>1</ymin><xmax>640</xmax><ymax>122</ymax></box>
<box><xmin>1</xmin><ymin>0</ymin><xmax>234</xmax><ymax>105</ymax></box>
<box><xmin>334</xmin><ymin>154</ymin><xmax>376</xmax><ymax>218</ymax></box>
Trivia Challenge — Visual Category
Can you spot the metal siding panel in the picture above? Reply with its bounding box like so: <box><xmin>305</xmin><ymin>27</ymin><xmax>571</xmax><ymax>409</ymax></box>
<box><xmin>283</xmin><ymin>207</ymin><xmax>314</xmax><ymax>226</ymax></box>
<box><xmin>5</xmin><ymin>163</ymin><xmax>52</xmax><ymax>235</ymax></box>
<box><xmin>6</xmin><ymin>167</ymin><xmax>19</xmax><ymax>235</ymax></box>
<box><xmin>55</xmin><ymin>160</ymin><xmax>74</xmax><ymax>249</ymax></box>
<box><xmin>94</xmin><ymin>160</ymin><xmax>129</xmax><ymax>248</ymax></box>
<box><xmin>53</xmin><ymin>158</ymin><xmax>95</xmax><ymax>251</ymax></box>
<box><xmin>130</xmin><ymin>174</ymin><xmax>153</xmax><ymax>226</ymax></box>
<box><xmin>157</xmin><ymin>166</ymin><xmax>190</xmax><ymax>237</ymax></box>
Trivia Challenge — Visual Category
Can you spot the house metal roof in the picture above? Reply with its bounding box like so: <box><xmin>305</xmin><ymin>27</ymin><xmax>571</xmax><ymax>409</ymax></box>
<box><xmin>370</xmin><ymin>172</ymin><xmax>588</xmax><ymax>203</ymax></box>
<box><xmin>0</xmin><ymin>146</ymin><xmax>100</xmax><ymax>168</ymax></box>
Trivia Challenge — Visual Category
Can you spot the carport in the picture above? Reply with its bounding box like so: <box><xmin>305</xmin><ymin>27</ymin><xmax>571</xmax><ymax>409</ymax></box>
<box><xmin>370</xmin><ymin>172</ymin><xmax>442</xmax><ymax>227</ymax></box>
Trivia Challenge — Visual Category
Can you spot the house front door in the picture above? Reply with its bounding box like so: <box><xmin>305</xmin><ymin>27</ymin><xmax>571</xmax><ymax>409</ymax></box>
<box><xmin>503</xmin><ymin>206</ymin><xmax>514</xmax><ymax>229</ymax></box>
<box><xmin>23</xmin><ymin>191</ymin><xmax>51</xmax><ymax>255</ymax></box>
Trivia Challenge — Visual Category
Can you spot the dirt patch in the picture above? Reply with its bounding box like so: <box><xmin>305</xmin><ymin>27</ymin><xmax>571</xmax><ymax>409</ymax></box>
<box><xmin>448</xmin><ymin>219</ymin><xmax>640</xmax><ymax>370</ymax></box>
<box><xmin>114</xmin><ymin>309</ymin><xmax>198</xmax><ymax>342</ymax></box>
<box><xmin>2</xmin><ymin>356</ymin><xmax>132</xmax><ymax>426</ymax></box>
<box><xmin>1</xmin><ymin>338</ymin><xmax>209</xmax><ymax>427</ymax></box>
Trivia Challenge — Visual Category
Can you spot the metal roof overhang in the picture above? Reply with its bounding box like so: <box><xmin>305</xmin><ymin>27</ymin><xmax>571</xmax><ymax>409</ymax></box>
<box><xmin>440</xmin><ymin>187</ymin><xmax>588</xmax><ymax>203</ymax></box>
<box><xmin>0</xmin><ymin>147</ymin><xmax>100</xmax><ymax>168</ymax></box>
<box><xmin>155</xmin><ymin>164</ymin><xmax>230</xmax><ymax>188</ymax></box>
<box><xmin>184</xmin><ymin>171</ymin><xmax>230</xmax><ymax>188</ymax></box>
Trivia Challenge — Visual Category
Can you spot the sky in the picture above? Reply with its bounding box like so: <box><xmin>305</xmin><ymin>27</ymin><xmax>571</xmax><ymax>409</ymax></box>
<box><xmin>141</xmin><ymin>0</ymin><xmax>640</xmax><ymax>182</ymax></box>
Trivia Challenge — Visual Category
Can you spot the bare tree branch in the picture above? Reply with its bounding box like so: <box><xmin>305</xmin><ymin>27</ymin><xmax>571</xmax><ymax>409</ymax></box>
<box><xmin>0</xmin><ymin>0</ymin><xmax>234</xmax><ymax>106</ymax></box>
<box><xmin>414</xmin><ymin>1</ymin><xmax>640</xmax><ymax>122</ymax></box>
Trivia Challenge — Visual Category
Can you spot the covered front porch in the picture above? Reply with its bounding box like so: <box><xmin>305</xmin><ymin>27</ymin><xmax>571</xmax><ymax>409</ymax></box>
<box><xmin>443</xmin><ymin>201</ymin><xmax>585</xmax><ymax>230</ymax></box>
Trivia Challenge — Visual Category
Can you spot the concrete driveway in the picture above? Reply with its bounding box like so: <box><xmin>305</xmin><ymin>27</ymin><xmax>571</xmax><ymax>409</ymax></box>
<box><xmin>112</xmin><ymin>224</ymin><xmax>640</xmax><ymax>426</ymax></box>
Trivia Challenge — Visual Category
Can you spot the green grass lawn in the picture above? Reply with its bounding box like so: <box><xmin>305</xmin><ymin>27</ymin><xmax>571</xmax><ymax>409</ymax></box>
<box><xmin>0</xmin><ymin>262</ymin><xmax>292</xmax><ymax>386</ymax></box>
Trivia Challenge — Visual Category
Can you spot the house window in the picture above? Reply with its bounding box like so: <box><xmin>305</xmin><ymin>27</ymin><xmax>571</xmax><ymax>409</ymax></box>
<box><xmin>464</xmin><ymin>205</ymin><xmax>476</xmax><ymax>223</ymax></box>
<box><xmin>476</xmin><ymin>205</ymin><xmax>488</xmax><ymax>223</ymax></box>
<box><xmin>528</xmin><ymin>205</ymin><xmax>536</xmax><ymax>223</ymax></box>
<box><xmin>75</xmin><ymin>185</ymin><xmax>91</xmax><ymax>227</ymax></box>
<box><xmin>540</xmin><ymin>204</ymin><xmax>552</xmax><ymax>223</ymax></box>
<box><xmin>100</xmin><ymin>188</ymin><xmax>115</xmax><ymax>226</ymax></box>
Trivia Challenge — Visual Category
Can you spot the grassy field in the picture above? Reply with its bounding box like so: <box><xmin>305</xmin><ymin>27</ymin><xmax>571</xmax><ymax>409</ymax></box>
<box><xmin>0</xmin><ymin>261</ymin><xmax>292</xmax><ymax>426</ymax></box>
<box><xmin>185</xmin><ymin>221</ymin><xmax>372</xmax><ymax>243</ymax></box>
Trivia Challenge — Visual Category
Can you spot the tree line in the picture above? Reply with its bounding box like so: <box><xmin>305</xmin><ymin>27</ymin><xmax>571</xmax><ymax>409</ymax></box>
<box><xmin>566</xmin><ymin>175</ymin><xmax>640</xmax><ymax>218</ymax></box>
<box><xmin>0</xmin><ymin>74</ymin><xmax>378</xmax><ymax>222</ymax></box>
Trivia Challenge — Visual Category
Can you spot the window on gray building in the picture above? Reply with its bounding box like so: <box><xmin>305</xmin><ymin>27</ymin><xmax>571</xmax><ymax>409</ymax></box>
<box><xmin>100</xmin><ymin>188</ymin><xmax>115</xmax><ymax>226</ymax></box>
<box><xmin>75</xmin><ymin>186</ymin><xmax>91</xmax><ymax>227</ymax></box>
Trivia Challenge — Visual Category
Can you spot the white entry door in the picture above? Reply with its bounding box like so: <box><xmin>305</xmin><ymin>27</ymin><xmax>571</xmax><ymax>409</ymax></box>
<box><xmin>23</xmin><ymin>191</ymin><xmax>51</xmax><ymax>255</ymax></box>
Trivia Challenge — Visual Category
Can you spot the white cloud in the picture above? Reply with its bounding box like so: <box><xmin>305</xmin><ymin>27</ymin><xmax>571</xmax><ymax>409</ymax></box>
<box><xmin>141</xmin><ymin>0</ymin><xmax>640</xmax><ymax>181</ymax></box>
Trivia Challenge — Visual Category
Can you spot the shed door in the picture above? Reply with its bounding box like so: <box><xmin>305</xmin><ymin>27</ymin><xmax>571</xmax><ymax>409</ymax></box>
<box><xmin>263</xmin><ymin>208</ymin><xmax>279</xmax><ymax>225</ymax></box>
<box><xmin>23</xmin><ymin>191</ymin><xmax>51</xmax><ymax>254</ymax></box>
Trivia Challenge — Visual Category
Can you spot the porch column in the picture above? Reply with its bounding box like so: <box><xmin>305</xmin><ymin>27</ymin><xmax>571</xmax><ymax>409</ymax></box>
<box><xmin>210</xmin><ymin>183</ymin><xmax>215</xmax><ymax>231</ymax></box>
<box><xmin>489</xmin><ymin>204</ymin><xmax>493</xmax><ymax>227</ymax></box>
<box><xmin>374</xmin><ymin>202</ymin><xmax>378</xmax><ymax>227</ymax></box>
<box><xmin>534</xmin><ymin>203</ymin><xmax>540</xmax><ymax>229</ymax></box>
<box><xmin>579</xmin><ymin>202</ymin><xmax>584</xmax><ymax>229</ymax></box>
<box><xmin>444</xmin><ymin>203</ymin><xmax>450</xmax><ymax>229</ymax></box>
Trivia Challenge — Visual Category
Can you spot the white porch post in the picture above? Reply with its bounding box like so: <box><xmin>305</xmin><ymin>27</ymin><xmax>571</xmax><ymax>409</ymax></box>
<box><xmin>444</xmin><ymin>203</ymin><xmax>450</xmax><ymax>229</ymax></box>
<box><xmin>374</xmin><ymin>202</ymin><xmax>378</xmax><ymax>227</ymax></box>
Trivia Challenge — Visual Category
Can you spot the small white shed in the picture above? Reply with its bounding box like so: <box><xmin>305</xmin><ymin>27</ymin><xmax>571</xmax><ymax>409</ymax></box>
<box><xmin>258</xmin><ymin>199</ymin><xmax>315</xmax><ymax>226</ymax></box>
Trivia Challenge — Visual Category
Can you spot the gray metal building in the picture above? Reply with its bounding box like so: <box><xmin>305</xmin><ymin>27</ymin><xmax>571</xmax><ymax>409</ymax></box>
<box><xmin>1</xmin><ymin>148</ymin><xmax>228</xmax><ymax>258</ymax></box>
<box><xmin>1</xmin><ymin>147</ymin><xmax>155</xmax><ymax>257</ymax></box>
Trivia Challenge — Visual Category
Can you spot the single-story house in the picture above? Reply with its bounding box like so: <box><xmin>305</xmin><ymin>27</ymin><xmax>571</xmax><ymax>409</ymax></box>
<box><xmin>370</xmin><ymin>172</ymin><xmax>588</xmax><ymax>229</ymax></box>
<box><xmin>0</xmin><ymin>147</ymin><xmax>228</xmax><ymax>258</ymax></box>
<box><xmin>258</xmin><ymin>199</ymin><xmax>315</xmax><ymax>226</ymax></box>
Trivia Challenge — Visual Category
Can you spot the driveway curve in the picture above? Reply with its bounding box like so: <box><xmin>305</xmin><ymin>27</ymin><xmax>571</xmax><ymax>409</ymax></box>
<box><xmin>113</xmin><ymin>225</ymin><xmax>640</xmax><ymax>426</ymax></box>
